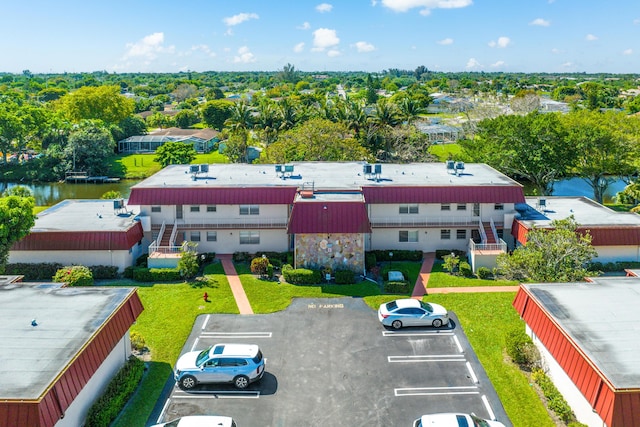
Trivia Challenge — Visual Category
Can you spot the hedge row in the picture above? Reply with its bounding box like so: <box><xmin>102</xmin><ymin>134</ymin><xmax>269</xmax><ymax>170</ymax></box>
<box><xmin>384</xmin><ymin>281</ymin><xmax>411</xmax><ymax>293</ymax></box>
<box><xmin>85</xmin><ymin>356</ymin><xmax>145</xmax><ymax>427</ymax></box>
<box><xmin>369</xmin><ymin>250</ymin><xmax>423</xmax><ymax>262</ymax></box>
<box><xmin>587</xmin><ymin>260</ymin><xmax>640</xmax><ymax>272</ymax></box>
<box><xmin>282</xmin><ymin>267</ymin><xmax>322</xmax><ymax>284</ymax></box>
<box><xmin>334</xmin><ymin>270</ymin><xmax>355</xmax><ymax>284</ymax></box>
<box><xmin>5</xmin><ymin>263</ymin><xmax>119</xmax><ymax>281</ymax></box>
<box><xmin>132</xmin><ymin>267</ymin><xmax>182</xmax><ymax>282</ymax></box>
<box><xmin>531</xmin><ymin>368</ymin><xmax>579</xmax><ymax>425</ymax></box>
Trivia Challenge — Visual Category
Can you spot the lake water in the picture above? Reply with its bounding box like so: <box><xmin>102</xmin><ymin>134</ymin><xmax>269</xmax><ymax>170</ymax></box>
<box><xmin>0</xmin><ymin>177</ymin><xmax>630</xmax><ymax>207</ymax></box>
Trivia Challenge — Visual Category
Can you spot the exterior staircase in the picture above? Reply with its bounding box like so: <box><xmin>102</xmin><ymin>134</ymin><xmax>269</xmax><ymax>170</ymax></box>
<box><xmin>160</xmin><ymin>223</ymin><xmax>174</xmax><ymax>246</ymax></box>
<box><xmin>482</xmin><ymin>223</ymin><xmax>497</xmax><ymax>244</ymax></box>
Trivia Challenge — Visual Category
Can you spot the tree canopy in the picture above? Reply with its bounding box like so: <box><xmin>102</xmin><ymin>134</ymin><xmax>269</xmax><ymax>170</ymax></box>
<box><xmin>0</xmin><ymin>192</ymin><xmax>36</xmax><ymax>272</ymax></box>
<box><xmin>154</xmin><ymin>141</ymin><xmax>197</xmax><ymax>167</ymax></box>
<box><xmin>56</xmin><ymin>85</ymin><xmax>134</xmax><ymax>125</ymax></box>
<box><xmin>496</xmin><ymin>217</ymin><xmax>597</xmax><ymax>282</ymax></box>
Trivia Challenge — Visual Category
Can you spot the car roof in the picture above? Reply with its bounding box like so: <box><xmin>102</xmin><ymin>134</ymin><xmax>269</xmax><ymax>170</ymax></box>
<box><xmin>419</xmin><ymin>413</ymin><xmax>471</xmax><ymax>426</ymax></box>
<box><xmin>394</xmin><ymin>299</ymin><xmax>421</xmax><ymax>309</ymax></box>
<box><xmin>161</xmin><ymin>415</ymin><xmax>235</xmax><ymax>427</ymax></box>
<box><xmin>212</xmin><ymin>343</ymin><xmax>259</xmax><ymax>357</ymax></box>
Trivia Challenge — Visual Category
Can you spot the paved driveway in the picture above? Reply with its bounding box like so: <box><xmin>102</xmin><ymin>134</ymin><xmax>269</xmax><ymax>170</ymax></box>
<box><xmin>152</xmin><ymin>297</ymin><xmax>511</xmax><ymax>426</ymax></box>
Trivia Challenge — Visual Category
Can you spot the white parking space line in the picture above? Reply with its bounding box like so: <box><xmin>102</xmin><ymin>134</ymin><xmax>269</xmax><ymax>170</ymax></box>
<box><xmin>388</xmin><ymin>354</ymin><xmax>465</xmax><ymax>363</ymax></box>
<box><xmin>482</xmin><ymin>394</ymin><xmax>497</xmax><ymax>420</ymax></box>
<box><xmin>190</xmin><ymin>338</ymin><xmax>200</xmax><ymax>352</ymax></box>
<box><xmin>156</xmin><ymin>397</ymin><xmax>172</xmax><ymax>423</ymax></box>
<box><xmin>466</xmin><ymin>361</ymin><xmax>479</xmax><ymax>384</ymax></box>
<box><xmin>201</xmin><ymin>314</ymin><xmax>210</xmax><ymax>330</ymax></box>
<box><xmin>382</xmin><ymin>331</ymin><xmax>454</xmax><ymax>337</ymax></box>
<box><xmin>200</xmin><ymin>331</ymin><xmax>273</xmax><ymax>339</ymax></box>
<box><xmin>173</xmin><ymin>389</ymin><xmax>261</xmax><ymax>399</ymax></box>
<box><xmin>395</xmin><ymin>386</ymin><xmax>479</xmax><ymax>397</ymax></box>
<box><xmin>453</xmin><ymin>335</ymin><xmax>463</xmax><ymax>353</ymax></box>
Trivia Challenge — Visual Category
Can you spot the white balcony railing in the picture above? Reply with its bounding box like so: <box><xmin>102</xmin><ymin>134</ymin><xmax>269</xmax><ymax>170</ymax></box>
<box><xmin>370</xmin><ymin>216</ymin><xmax>485</xmax><ymax>228</ymax></box>
<box><xmin>469</xmin><ymin>238</ymin><xmax>507</xmax><ymax>252</ymax></box>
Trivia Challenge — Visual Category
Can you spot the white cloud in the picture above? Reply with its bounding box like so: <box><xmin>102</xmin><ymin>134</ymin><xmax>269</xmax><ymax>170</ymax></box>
<box><xmin>297</xmin><ymin>22</ymin><xmax>311</xmax><ymax>30</ymax></box>
<box><xmin>224</xmin><ymin>12</ymin><xmax>259</xmax><ymax>26</ymax></box>
<box><xmin>466</xmin><ymin>58</ymin><xmax>481</xmax><ymax>69</ymax></box>
<box><xmin>633</xmin><ymin>18</ymin><xmax>640</xmax><ymax>25</ymax></box>
<box><xmin>312</xmin><ymin>28</ymin><xmax>340</xmax><ymax>51</ymax></box>
<box><xmin>437</xmin><ymin>38</ymin><xmax>454</xmax><ymax>45</ymax></box>
<box><xmin>562</xmin><ymin>62</ymin><xmax>573</xmax><ymax>68</ymax></box>
<box><xmin>488</xmin><ymin>36</ymin><xmax>511</xmax><ymax>48</ymax></box>
<box><xmin>316</xmin><ymin>3</ymin><xmax>333</xmax><ymax>13</ymax></box>
<box><xmin>623</xmin><ymin>48</ymin><xmax>633</xmax><ymax>55</ymax></box>
<box><xmin>327</xmin><ymin>49</ymin><xmax>341</xmax><ymax>57</ymax></box>
<box><xmin>233</xmin><ymin>46</ymin><xmax>256</xmax><ymax>63</ymax></box>
<box><xmin>585</xmin><ymin>34</ymin><xmax>598</xmax><ymax>41</ymax></box>
<box><xmin>353</xmin><ymin>41</ymin><xmax>375</xmax><ymax>52</ymax></box>
<box><xmin>381</xmin><ymin>0</ymin><xmax>472</xmax><ymax>15</ymax></box>
<box><xmin>293</xmin><ymin>42</ymin><xmax>305</xmax><ymax>53</ymax></box>
<box><xmin>551</xmin><ymin>48</ymin><xmax>561</xmax><ymax>54</ymax></box>
<box><xmin>371</xmin><ymin>0</ymin><xmax>378</xmax><ymax>6</ymax></box>
<box><xmin>123</xmin><ymin>32</ymin><xmax>174</xmax><ymax>60</ymax></box>
<box><xmin>491</xmin><ymin>60</ymin><xmax>505</xmax><ymax>68</ymax></box>
<box><xmin>530</xmin><ymin>18</ymin><xmax>550</xmax><ymax>27</ymax></box>
<box><xmin>190</xmin><ymin>44</ymin><xmax>216</xmax><ymax>58</ymax></box>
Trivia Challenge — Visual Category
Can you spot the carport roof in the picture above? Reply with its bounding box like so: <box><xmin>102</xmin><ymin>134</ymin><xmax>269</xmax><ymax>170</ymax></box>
<box><xmin>520</xmin><ymin>279</ymin><xmax>640</xmax><ymax>389</ymax></box>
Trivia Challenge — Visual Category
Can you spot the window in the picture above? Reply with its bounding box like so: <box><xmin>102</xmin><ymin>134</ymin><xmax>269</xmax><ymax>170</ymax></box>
<box><xmin>240</xmin><ymin>205</ymin><xmax>259</xmax><ymax>215</ymax></box>
<box><xmin>151</xmin><ymin>206</ymin><xmax>161</xmax><ymax>213</ymax></box>
<box><xmin>399</xmin><ymin>230</ymin><xmax>418</xmax><ymax>242</ymax></box>
<box><xmin>190</xmin><ymin>206</ymin><xmax>200</xmax><ymax>212</ymax></box>
<box><xmin>399</xmin><ymin>204</ymin><xmax>419</xmax><ymax>214</ymax></box>
<box><xmin>456</xmin><ymin>229</ymin><xmax>467</xmax><ymax>240</ymax></box>
<box><xmin>206</xmin><ymin>231</ymin><xmax>217</xmax><ymax>242</ymax></box>
<box><xmin>441</xmin><ymin>203</ymin><xmax>451</xmax><ymax>211</ymax></box>
<box><xmin>240</xmin><ymin>231</ymin><xmax>260</xmax><ymax>244</ymax></box>
<box><xmin>457</xmin><ymin>204</ymin><xmax>467</xmax><ymax>211</ymax></box>
<box><xmin>494</xmin><ymin>203</ymin><xmax>504</xmax><ymax>211</ymax></box>
<box><xmin>207</xmin><ymin>205</ymin><xmax>217</xmax><ymax>212</ymax></box>
<box><xmin>190</xmin><ymin>231</ymin><xmax>201</xmax><ymax>242</ymax></box>
<box><xmin>441</xmin><ymin>229</ymin><xmax>451</xmax><ymax>240</ymax></box>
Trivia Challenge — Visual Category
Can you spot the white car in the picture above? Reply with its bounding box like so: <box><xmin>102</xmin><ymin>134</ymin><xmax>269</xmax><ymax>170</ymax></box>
<box><xmin>151</xmin><ymin>415</ymin><xmax>237</xmax><ymax>427</ymax></box>
<box><xmin>413</xmin><ymin>413</ymin><xmax>506</xmax><ymax>427</ymax></box>
<box><xmin>378</xmin><ymin>298</ymin><xmax>449</xmax><ymax>329</ymax></box>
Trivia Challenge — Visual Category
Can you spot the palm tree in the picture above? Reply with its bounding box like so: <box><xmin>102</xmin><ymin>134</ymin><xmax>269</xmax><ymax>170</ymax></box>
<box><xmin>277</xmin><ymin>98</ymin><xmax>299</xmax><ymax>131</ymax></box>
<box><xmin>224</xmin><ymin>101</ymin><xmax>254</xmax><ymax>163</ymax></box>
<box><xmin>255</xmin><ymin>99</ymin><xmax>280</xmax><ymax>146</ymax></box>
<box><xmin>398</xmin><ymin>97</ymin><xmax>424</xmax><ymax>125</ymax></box>
<box><xmin>370</xmin><ymin>99</ymin><xmax>400</xmax><ymax>160</ymax></box>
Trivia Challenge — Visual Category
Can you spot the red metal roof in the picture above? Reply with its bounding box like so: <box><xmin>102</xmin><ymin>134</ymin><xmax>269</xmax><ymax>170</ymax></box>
<box><xmin>11</xmin><ymin>222</ymin><xmax>144</xmax><ymax>251</ymax></box>
<box><xmin>128</xmin><ymin>187</ymin><xmax>298</xmax><ymax>205</ymax></box>
<box><xmin>362</xmin><ymin>185</ymin><xmax>525</xmax><ymax>204</ymax></box>
<box><xmin>287</xmin><ymin>201</ymin><xmax>372</xmax><ymax>234</ymax></box>
<box><xmin>513</xmin><ymin>287</ymin><xmax>640</xmax><ymax>427</ymax></box>
<box><xmin>0</xmin><ymin>290</ymin><xmax>143</xmax><ymax>427</ymax></box>
<box><xmin>512</xmin><ymin>220</ymin><xmax>640</xmax><ymax>246</ymax></box>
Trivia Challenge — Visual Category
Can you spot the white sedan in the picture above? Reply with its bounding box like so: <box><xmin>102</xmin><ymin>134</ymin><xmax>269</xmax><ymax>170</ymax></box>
<box><xmin>413</xmin><ymin>413</ymin><xmax>506</xmax><ymax>427</ymax></box>
<box><xmin>378</xmin><ymin>298</ymin><xmax>449</xmax><ymax>329</ymax></box>
<box><xmin>152</xmin><ymin>415</ymin><xmax>237</xmax><ymax>427</ymax></box>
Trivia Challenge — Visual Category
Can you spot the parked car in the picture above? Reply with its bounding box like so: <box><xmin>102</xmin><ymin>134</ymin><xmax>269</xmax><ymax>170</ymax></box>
<box><xmin>413</xmin><ymin>413</ymin><xmax>505</xmax><ymax>427</ymax></box>
<box><xmin>378</xmin><ymin>298</ymin><xmax>449</xmax><ymax>329</ymax></box>
<box><xmin>151</xmin><ymin>415</ymin><xmax>237</xmax><ymax>427</ymax></box>
<box><xmin>174</xmin><ymin>343</ymin><xmax>265</xmax><ymax>390</ymax></box>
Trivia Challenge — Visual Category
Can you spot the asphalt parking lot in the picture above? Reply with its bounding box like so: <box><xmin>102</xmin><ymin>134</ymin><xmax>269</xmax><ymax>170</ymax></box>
<box><xmin>151</xmin><ymin>297</ymin><xmax>511</xmax><ymax>427</ymax></box>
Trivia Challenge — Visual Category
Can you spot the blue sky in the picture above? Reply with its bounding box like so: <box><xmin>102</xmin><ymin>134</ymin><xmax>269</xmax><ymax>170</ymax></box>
<box><xmin>2</xmin><ymin>0</ymin><xmax>639</xmax><ymax>74</ymax></box>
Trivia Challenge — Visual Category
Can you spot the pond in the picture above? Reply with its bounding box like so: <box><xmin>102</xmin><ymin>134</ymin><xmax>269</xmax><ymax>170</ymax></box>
<box><xmin>524</xmin><ymin>177</ymin><xmax>628</xmax><ymax>204</ymax></box>
<box><xmin>0</xmin><ymin>180</ymin><xmax>141</xmax><ymax>206</ymax></box>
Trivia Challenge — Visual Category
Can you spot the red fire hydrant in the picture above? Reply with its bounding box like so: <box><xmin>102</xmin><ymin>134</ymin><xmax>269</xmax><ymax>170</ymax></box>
<box><xmin>203</xmin><ymin>292</ymin><xmax>209</xmax><ymax>302</ymax></box>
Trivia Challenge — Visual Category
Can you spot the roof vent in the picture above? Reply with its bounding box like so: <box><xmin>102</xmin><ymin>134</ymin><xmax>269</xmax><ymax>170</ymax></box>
<box><xmin>446</xmin><ymin>160</ymin><xmax>455</xmax><ymax>173</ymax></box>
<box><xmin>300</xmin><ymin>182</ymin><xmax>315</xmax><ymax>198</ymax></box>
<box><xmin>454</xmin><ymin>161</ymin><xmax>465</xmax><ymax>176</ymax></box>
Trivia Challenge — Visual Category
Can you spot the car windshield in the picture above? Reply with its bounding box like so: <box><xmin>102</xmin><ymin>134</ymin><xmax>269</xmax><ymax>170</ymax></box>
<box><xmin>470</xmin><ymin>414</ymin><xmax>490</xmax><ymax>427</ymax></box>
<box><xmin>253</xmin><ymin>350</ymin><xmax>263</xmax><ymax>364</ymax></box>
<box><xmin>196</xmin><ymin>347</ymin><xmax>212</xmax><ymax>367</ymax></box>
<box><xmin>385</xmin><ymin>301</ymin><xmax>399</xmax><ymax>311</ymax></box>
<box><xmin>419</xmin><ymin>301</ymin><xmax>434</xmax><ymax>313</ymax></box>
<box><xmin>163</xmin><ymin>420</ymin><xmax>180</xmax><ymax>427</ymax></box>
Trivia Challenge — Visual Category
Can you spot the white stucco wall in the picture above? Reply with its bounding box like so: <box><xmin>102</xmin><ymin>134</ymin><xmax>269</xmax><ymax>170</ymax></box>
<box><xmin>527</xmin><ymin>326</ymin><xmax>605</xmax><ymax>427</ymax></box>
<box><xmin>55</xmin><ymin>333</ymin><xmax>132</xmax><ymax>427</ymax></box>
<box><xmin>184</xmin><ymin>229</ymin><xmax>290</xmax><ymax>254</ymax></box>
<box><xmin>594</xmin><ymin>245</ymin><xmax>640</xmax><ymax>263</ymax></box>
<box><xmin>370</xmin><ymin>228</ymin><xmax>471</xmax><ymax>252</ymax></box>
<box><xmin>8</xmin><ymin>249</ymin><xmax>138</xmax><ymax>272</ymax></box>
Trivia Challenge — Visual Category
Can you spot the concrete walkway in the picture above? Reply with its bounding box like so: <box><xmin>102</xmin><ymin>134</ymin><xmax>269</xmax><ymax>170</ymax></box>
<box><xmin>217</xmin><ymin>254</ymin><xmax>254</xmax><ymax>315</ymax></box>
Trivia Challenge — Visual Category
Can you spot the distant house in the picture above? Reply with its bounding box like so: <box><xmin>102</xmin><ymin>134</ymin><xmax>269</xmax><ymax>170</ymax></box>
<box><xmin>0</xmin><ymin>277</ymin><xmax>143</xmax><ymax>427</ymax></box>
<box><xmin>9</xmin><ymin>199</ymin><xmax>146</xmax><ymax>272</ymax></box>
<box><xmin>118</xmin><ymin>127</ymin><xmax>219</xmax><ymax>153</ymax></box>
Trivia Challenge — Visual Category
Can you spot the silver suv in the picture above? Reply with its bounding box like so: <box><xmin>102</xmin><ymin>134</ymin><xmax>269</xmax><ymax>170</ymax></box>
<box><xmin>174</xmin><ymin>343</ymin><xmax>265</xmax><ymax>390</ymax></box>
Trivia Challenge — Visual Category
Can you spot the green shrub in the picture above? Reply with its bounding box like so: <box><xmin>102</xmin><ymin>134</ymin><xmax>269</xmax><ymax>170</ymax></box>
<box><xmin>458</xmin><ymin>261</ymin><xmax>473</xmax><ymax>277</ymax></box>
<box><xmin>90</xmin><ymin>265</ymin><xmax>119</xmax><ymax>280</ymax></box>
<box><xmin>281</xmin><ymin>264</ymin><xmax>293</xmax><ymax>272</ymax></box>
<box><xmin>5</xmin><ymin>262</ymin><xmax>63</xmax><ymax>280</ymax></box>
<box><xmin>132</xmin><ymin>267</ymin><xmax>181</xmax><ymax>282</ymax></box>
<box><xmin>233</xmin><ymin>252</ymin><xmax>251</xmax><ymax>262</ymax></box>
<box><xmin>251</xmin><ymin>256</ymin><xmax>270</xmax><ymax>276</ymax></box>
<box><xmin>267</xmin><ymin>264</ymin><xmax>274</xmax><ymax>278</ymax></box>
<box><xmin>365</xmin><ymin>252</ymin><xmax>377</xmax><ymax>270</ymax></box>
<box><xmin>505</xmin><ymin>328</ymin><xmax>540</xmax><ymax>368</ymax></box>
<box><xmin>53</xmin><ymin>265</ymin><xmax>94</xmax><ymax>287</ymax></box>
<box><xmin>532</xmin><ymin>368</ymin><xmax>575</xmax><ymax>424</ymax></box>
<box><xmin>123</xmin><ymin>266</ymin><xmax>135</xmax><ymax>279</ymax></box>
<box><xmin>134</xmin><ymin>254</ymin><xmax>148</xmax><ymax>267</ymax></box>
<box><xmin>335</xmin><ymin>270</ymin><xmax>355</xmax><ymax>284</ymax></box>
<box><xmin>130</xmin><ymin>331</ymin><xmax>146</xmax><ymax>352</ymax></box>
<box><xmin>384</xmin><ymin>281</ymin><xmax>411</xmax><ymax>293</ymax></box>
<box><xmin>477</xmin><ymin>267</ymin><xmax>492</xmax><ymax>280</ymax></box>
<box><xmin>435</xmin><ymin>249</ymin><xmax>466</xmax><ymax>260</ymax></box>
<box><xmin>282</xmin><ymin>268</ymin><xmax>322</xmax><ymax>284</ymax></box>
<box><xmin>85</xmin><ymin>356</ymin><xmax>145</xmax><ymax>427</ymax></box>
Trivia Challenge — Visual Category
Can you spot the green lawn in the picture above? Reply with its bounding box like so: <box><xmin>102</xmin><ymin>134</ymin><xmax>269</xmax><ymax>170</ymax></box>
<box><xmin>428</xmin><ymin>143</ymin><xmax>462</xmax><ymax>161</ymax></box>
<box><xmin>427</xmin><ymin>261</ymin><xmax>520</xmax><ymax>288</ymax></box>
<box><xmin>115</xmin><ymin>260</ymin><xmax>552</xmax><ymax>427</ymax></box>
<box><xmin>106</xmin><ymin>151</ymin><xmax>230</xmax><ymax>180</ymax></box>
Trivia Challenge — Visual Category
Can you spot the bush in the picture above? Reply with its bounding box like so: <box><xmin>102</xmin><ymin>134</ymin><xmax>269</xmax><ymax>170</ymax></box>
<box><xmin>282</xmin><ymin>268</ymin><xmax>322</xmax><ymax>284</ymax></box>
<box><xmin>435</xmin><ymin>249</ymin><xmax>466</xmax><ymax>260</ymax></box>
<box><xmin>134</xmin><ymin>254</ymin><xmax>148</xmax><ymax>267</ymax></box>
<box><xmin>132</xmin><ymin>267</ymin><xmax>181</xmax><ymax>282</ymax></box>
<box><xmin>251</xmin><ymin>256</ymin><xmax>270</xmax><ymax>277</ymax></box>
<box><xmin>384</xmin><ymin>281</ymin><xmax>411</xmax><ymax>293</ymax></box>
<box><xmin>233</xmin><ymin>252</ymin><xmax>251</xmax><ymax>262</ymax></box>
<box><xmin>130</xmin><ymin>331</ymin><xmax>146</xmax><ymax>352</ymax></box>
<box><xmin>335</xmin><ymin>270</ymin><xmax>355</xmax><ymax>284</ymax></box>
<box><xmin>365</xmin><ymin>252</ymin><xmax>377</xmax><ymax>271</ymax></box>
<box><xmin>477</xmin><ymin>267</ymin><xmax>492</xmax><ymax>280</ymax></box>
<box><xmin>5</xmin><ymin>262</ymin><xmax>63</xmax><ymax>280</ymax></box>
<box><xmin>53</xmin><ymin>265</ymin><xmax>94</xmax><ymax>287</ymax></box>
<box><xmin>90</xmin><ymin>265</ymin><xmax>119</xmax><ymax>280</ymax></box>
<box><xmin>505</xmin><ymin>328</ymin><xmax>540</xmax><ymax>369</ymax></box>
<box><xmin>123</xmin><ymin>266</ymin><xmax>135</xmax><ymax>279</ymax></box>
<box><xmin>85</xmin><ymin>356</ymin><xmax>145</xmax><ymax>427</ymax></box>
<box><xmin>532</xmin><ymin>368</ymin><xmax>575</xmax><ymax>425</ymax></box>
<box><xmin>458</xmin><ymin>261</ymin><xmax>473</xmax><ymax>277</ymax></box>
